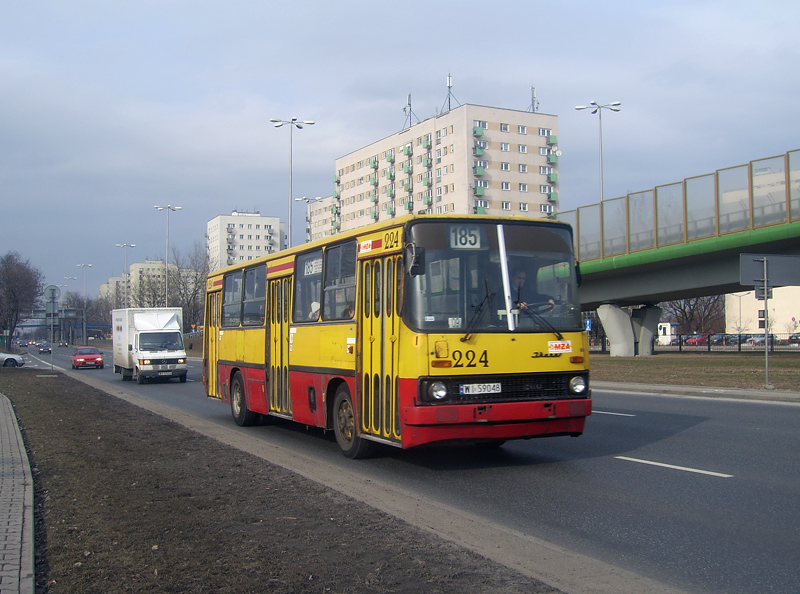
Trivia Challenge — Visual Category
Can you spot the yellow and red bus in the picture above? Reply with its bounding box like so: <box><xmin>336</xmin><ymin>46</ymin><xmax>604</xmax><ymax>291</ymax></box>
<box><xmin>203</xmin><ymin>214</ymin><xmax>590</xmax><ymax>457</ymax></box>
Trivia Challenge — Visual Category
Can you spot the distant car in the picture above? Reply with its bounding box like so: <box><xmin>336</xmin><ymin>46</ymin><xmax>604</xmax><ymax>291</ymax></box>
<box><xmin>71</xmin><ymin>347</ymin><xmax>104</xmax><ymax>369</ymax></box>
<box><xmin>709</xmin><ymin>334</ymin><xmax>728</xmax><ymax>345</ymax></box>
<box><xmin>685</xmin><ymin>335</ymin><xmax>708</xmax><ymax>346</ymax></box>
<box><xmin>38</xmin><ymin>343</ymin><xmax>52</xmax><ymax>354</ymax></box>
<box><xmin>787</xmin><ymin>333</ymin><xmax>800</xmax><ymax>346</ymax></box>
<box><xmin>0</xmin><ymin>352</ymin><xmax>25</xmax><ymax>367</ymax></box>
<box><xmin>58</xmin><ymin>341</ymin><xmax>68</xmax><ymax>347</ymax></box>
<box><xmin>747</xmin><ymin>334</ymin><xmax>777</xmax><ymax>347</ymax></box>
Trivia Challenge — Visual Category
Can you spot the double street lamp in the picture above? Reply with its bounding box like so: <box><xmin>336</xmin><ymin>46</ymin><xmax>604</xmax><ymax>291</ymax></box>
<box><xmin>77</xmin><ymin>263</ymin><xmax>92</xmax><ymax>344</ymax></box>
<box><xmin>295</xmin><ymin>196</ymin><xmax>322</xmax><ymax>243</ymax></box>
<box><xmin>154</xmin><ymin>205</ymin><xmax>181</xmax><ymax>307</ymax></box>
<box><xmin>575</xmin><ymin>101</ymin><xmax>621</xmax><ymax>202</ymax></box>
<box><xmin>271</xmin><ymin>117</ymin><xmax>314</xmax><ymax>249</ymax></box>
<box><xmin>115</xmin><ymin>243</ymin><xmax>136</xmax><ymax>307</ymax></box>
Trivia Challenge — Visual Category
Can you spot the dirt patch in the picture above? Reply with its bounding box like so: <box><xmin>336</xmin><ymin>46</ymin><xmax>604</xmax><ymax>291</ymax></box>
<box><xmin>0</xmin><ymin>369</ymin><xmax>559</xmax><ymax>594</ymax></box>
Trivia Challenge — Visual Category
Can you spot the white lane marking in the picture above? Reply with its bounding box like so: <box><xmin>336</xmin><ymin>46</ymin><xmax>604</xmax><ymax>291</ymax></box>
<box><xmin>616</xmin><ymin>456</ymin><xmax>733</xmax><ymax>478</ymax></box>
<box><xmin>594</xmin><ymin>410</ymin><xmax>636</xmax><ymax>417</ymax></box>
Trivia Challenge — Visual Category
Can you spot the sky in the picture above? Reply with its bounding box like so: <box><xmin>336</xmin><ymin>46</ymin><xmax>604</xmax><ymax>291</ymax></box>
<box><xmin>2</xmin><ymin>0</ymin><xmax>798</xmax><ymax>298</ymax></box>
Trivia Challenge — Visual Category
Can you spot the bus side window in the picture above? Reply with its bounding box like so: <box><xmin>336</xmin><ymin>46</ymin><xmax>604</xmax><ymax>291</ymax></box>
<box><xmin>293</xmin><ymin>250</ymin><xmax>322</xmax><ymax>322</ymax></box>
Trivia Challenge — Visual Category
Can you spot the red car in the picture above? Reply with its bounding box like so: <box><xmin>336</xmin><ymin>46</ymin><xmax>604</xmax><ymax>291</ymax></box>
<box><xmin>685</xmin><ymin>335</ymin><xmax>708</xmax><ymax>346</ymax></box>
<box><xmin>71</xmin><ymin>347</ymin><xmax>104</xmax><ymax>369</ymax></box>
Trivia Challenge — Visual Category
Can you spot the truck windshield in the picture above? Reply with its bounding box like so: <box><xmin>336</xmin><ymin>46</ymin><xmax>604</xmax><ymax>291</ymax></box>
<box><xmin>139</xmin><ymin>332</ymin><xmax>184</xmax><ymax>351</ymax></box>
<box><xmin>403</xmin><ymin>220</ymin><xmax>581</xmax><ymax>334</ymax></box>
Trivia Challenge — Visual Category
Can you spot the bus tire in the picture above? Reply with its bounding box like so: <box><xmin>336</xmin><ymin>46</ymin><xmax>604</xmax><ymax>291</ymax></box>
<box><xmin>230</xmin><ymin>372</ymin><xmax>258</xmax><ymax>427</ymax></box>
<box><xmin>333</xmin><ymin>385</ymin><xmax>373</xmax><ymax>459</ymax></box>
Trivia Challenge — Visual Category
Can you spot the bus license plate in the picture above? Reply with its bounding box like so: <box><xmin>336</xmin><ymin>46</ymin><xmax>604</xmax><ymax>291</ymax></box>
<box><xmin>459</xmin><ymin>382</ymin><xmax>501</xmax><ymax>395</ymax></box>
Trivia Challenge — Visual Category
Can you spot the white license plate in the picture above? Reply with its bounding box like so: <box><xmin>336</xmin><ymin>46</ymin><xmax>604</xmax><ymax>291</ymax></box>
<box><xmin>459</xmin><ymin>382</ymin><xmax>501</xmax><ymax>395</ymax></box>
<box><xmin>158</xmin><ymin>371</ymin><xmax>172</xmax><ymax>376</ymax></box>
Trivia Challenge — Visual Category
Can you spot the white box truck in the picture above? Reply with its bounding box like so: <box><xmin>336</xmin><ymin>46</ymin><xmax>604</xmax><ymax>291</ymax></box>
<box><xmin>112</xmin><ymin>308</ymin><xmax>188</xmax><ymax>384</ymax></box>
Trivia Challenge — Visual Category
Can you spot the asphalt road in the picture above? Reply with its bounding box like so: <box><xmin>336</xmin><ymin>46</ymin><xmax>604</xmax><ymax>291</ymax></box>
<box><xmin>21</xmin><ymin>346</ymin><xmax>800</xmax><ymax>594</ymax></box>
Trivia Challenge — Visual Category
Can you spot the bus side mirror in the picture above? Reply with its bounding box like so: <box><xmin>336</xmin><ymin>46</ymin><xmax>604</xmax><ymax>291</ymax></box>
<box><xmin>575</xmin><ymin>261</ymin><xmax>582</xmax><ymax>287</ymax></box>
<box><xmin>404</xmin><ymin>244</ymin><xmax>425</xmax><ymax>277</ymax></box>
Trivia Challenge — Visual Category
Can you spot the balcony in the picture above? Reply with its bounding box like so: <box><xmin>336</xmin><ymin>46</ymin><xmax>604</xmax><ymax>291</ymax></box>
<box><xmin>548</xmin><ymin>154</ymin><xmax>558</xmax><ymax>164</ymax></box>
<box><xmin>387</xmin><ymin>205</ymin><xmax>396</xmax><ymax>215</ymax></box>
<box><xmin>386</xmin><ymin>170</ymin><xmax>395</xmax><ymax>180</ymax></box>
<box><xmin>403</xmin><ymin>145</ymin><xmax>413</xmax><ymax>156</ymax></box>
<box><xmin>423</xmin><ymin>196</ymin><xmax>432</xmax><ymax>205</ymax></box>
<box><xmin>370</xmin><ymin>158</ymin><xmax>379</xmax><ymax>169</ymax></box>
<box><xmin>386</xmin><ymin>188</ymin><xmax>396</xmax><ymax>198</ymax></box>
<box><xmin>548</xmin><ymin>192</ymin><xmax>559</xmax><ymax>202</ymax></box>
<box><xmin>422</xmin><ymin>138</ymin><xmax>432</xmax><ymax>149</ymax></box>
<box><xmin>331</xmin><ymin>205</ymin><xmax>339</xmax><ymax>214</ymax></box>
<box><xmin>423</xmin><ymin>178</ymin><xmax>432</xmax><ymax>187</ymax></box>
<box><xmin>370</xmin><ymin>176</ymin><xmax>378</xmax><ymax>186</ymax></box>
<box><xmin>473</xmin><ymin>126</ymin><xmax>484</xmax><ymax>137</ymax></box>
<box><xmin>386</xmin><ymin>153</ymin><xmax>395</xmax><ymax>163</ymax></box>
<box><xmin>404</xmin><ymin>182</ymin><xmax>413</xmax><ymax>193</ymax></box>
<box><xmin>333</xmin><ymin>173</ymin><xmax>340</xmax><ymax>184</ymax></box>
<box><xmin>334</xmin><ymin>189</ymin><xmax>341</xmax><ymax>199</ymax></box>
<box><xmin>473</xmin><ymin>186</ymin><xmax>486</xmax><ymax>196</ymax></box>
<box><xmin>547</xmin><ymin>134</ymin><xmax>558</xmax><ymax>146</ymax></box>
<box><xmin>473</xmin><ymin>166</ymin><xmax>485</xmax><ymax>177</ymax></box>
<box><xmin>423</xmin><ymin>157</ymin><xmax>432</xmax><ymax>168</ymax></box>
<box><xmin>371</xmin><ymin>194</ymin><xmax>379</xmax><ymax>203</ymax></box>
<box><xmin>548</xmin><ymin>172</ymin><xmax>558</xmax><ymax>183</ymax></box>
<box><xmin>404</xmin><ymin>164</ymin><xmax>413</xmax><ymax>175</ymax></box>
<box><xmin>405</xmin><ymin>201</ymin><xmax>414</xmax><ymax>211</ymax></box>
<box><xmin>474</xmin><ymin>206</ymin><xmax>486</xmax><ymax>215</ymax></box>
<box><xmin>371</xmin><ymin>210</ymin><xmax>379</xmax><ymax>220</ymax></box>
<box><xmin>331</xmin><ymin>220</ymin><xmax>340</xmax><ymax>230</ymax></box>
<box><xmin>473</xmin><ymin>146</ymin><xmax>485</xmax><ymax>157</ymax></box>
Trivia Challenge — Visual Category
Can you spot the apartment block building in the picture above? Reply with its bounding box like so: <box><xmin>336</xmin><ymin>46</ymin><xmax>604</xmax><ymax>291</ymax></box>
<box><xmin>206</xmin><ymin>211</ymin><xmax>284</xmax><ymax>271</ymax></box>
<box><xmin>308</xmin><ymin>103</ymin><xmax>559</xmax><ymax>241</ymax></box>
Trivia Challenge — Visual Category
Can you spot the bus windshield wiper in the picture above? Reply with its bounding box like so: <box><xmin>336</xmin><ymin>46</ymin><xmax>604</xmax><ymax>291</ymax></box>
<box><xmin>520</xmin><ymin>307</ymin><xmax>563</xmax><ymax>340</ymax></box>
<box><xmin>461</xmin><ymin>277</ymin><xmax>494</xmax><ymax>342</ymax></box>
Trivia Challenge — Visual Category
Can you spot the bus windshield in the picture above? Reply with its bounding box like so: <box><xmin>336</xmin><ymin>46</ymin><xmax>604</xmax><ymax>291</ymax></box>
<box><xmin>404</xmin><ymin>220</ymin><xmax>582</xmax><ymax>334</ymax></box>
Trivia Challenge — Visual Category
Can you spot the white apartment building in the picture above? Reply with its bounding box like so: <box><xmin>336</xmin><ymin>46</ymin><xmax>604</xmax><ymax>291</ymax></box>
<box><xmin>206</xmin><ymin>211</ymin><xmax>284</xmax><ymax>271</ymax></box>
<box><xmin>308</xmin><ymin>104</ymin><xmax>559</xmax><ymax>241</ymax></box>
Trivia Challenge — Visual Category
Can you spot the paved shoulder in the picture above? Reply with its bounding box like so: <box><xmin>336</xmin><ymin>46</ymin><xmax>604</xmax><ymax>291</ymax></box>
<box><xmin>0</xmin><ymin>393</ymin><xmax>34</xmax><ymax>594</ymax></box>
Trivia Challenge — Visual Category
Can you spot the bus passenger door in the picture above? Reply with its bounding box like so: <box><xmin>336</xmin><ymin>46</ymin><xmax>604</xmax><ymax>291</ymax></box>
<box><xmin>359</xmin><ymin>256</ymin><xmax>402</xmax><ymax>444</ymax></box>
<box><xmin>204</xmin><ymin>290</ymin><xmax>220</xmax><ymax>398</ymax></box>
<box><xmin>269</xmin><ymin>277</ymin><xmax>292</xmax><ymax>416</ymax></box>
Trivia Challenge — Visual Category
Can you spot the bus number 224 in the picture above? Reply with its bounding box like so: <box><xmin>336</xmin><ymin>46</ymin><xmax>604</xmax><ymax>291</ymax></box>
<box><xmin>452</xmin><ymin>350</ymin><xmax>489</xmax><ymax>368</ymax></box>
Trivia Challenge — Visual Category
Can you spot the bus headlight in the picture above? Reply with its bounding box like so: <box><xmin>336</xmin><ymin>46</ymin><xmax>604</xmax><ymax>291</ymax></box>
<box><xmin>569</xmin><ymin>376</ymin><xmax>587</xmax><ymax>395</ymax></box>
<box><xmin>429</xmin><ymin>382</ymin><xmax>448</xmax><ymax>400</ymax></box>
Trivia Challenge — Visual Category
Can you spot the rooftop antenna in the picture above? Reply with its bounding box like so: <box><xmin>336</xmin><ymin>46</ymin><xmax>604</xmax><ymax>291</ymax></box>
<box><xmin>402</xmin><ymin>93</ymin><xmax>419</xmax><ymax>129</ymax></box>
<box><xmin>527</xmin><ymin>86</ymin><xmax>539</xmax><ymax>112</ymax></box>
<box><xmin>440</xmin><ymin>73</ymin><xmax>461</xmax><ymax>114</ymax></box>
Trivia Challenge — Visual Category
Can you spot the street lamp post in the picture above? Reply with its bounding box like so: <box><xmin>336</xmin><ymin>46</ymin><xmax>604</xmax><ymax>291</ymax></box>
<box><xmin>64</xmin><ymin>277</ymin><xmax>77</xmax><ymax>344</ymax></box>
<box><xmin>295</xmin><ymin>196</ymin><xmax>322</xmax><ymax>243</ymax></box>
<box><xmin>115</xmin><ymin>243</ymin><xmax>135</xmax><ymax>307</ymax></box>
<box><xmin>77</xmin><ymin>264</ymin><xmax>92</xmax><ymax>345</ymax></box>
<box><xmin>575</xmin><ymin>101</ymin><xmax>621</xmax><ymax>202</ymax></box>
<box><xmin>154</xmin><ymin>205</ymin><xmax>181</xmax><ymax>307</ymax></box>
<box><xmin>270</xmin><ymin>117</ymin><xmax>315</xmax><ymax>249</ymax></box>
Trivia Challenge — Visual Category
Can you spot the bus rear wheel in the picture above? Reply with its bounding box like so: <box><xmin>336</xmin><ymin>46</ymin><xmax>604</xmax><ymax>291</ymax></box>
<box><xmin>230</xmin><ymin>372</ymin><xmax>258</xmax><ymax>427</ymax></box>
<box><xmin>333</xmin><ymin>385</ymin><xmax>373</xmax><ymax>459</ymax></box>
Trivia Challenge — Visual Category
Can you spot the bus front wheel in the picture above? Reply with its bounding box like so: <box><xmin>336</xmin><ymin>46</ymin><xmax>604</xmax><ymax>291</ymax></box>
<box><xmin>230</xmin><ymin>372</ymin><xmax>258</xmax><ymax>427</ymax></box>
<box><xmin>333</xmin><ymin>385</ymin><xmax>373</xmax><ymax>459</ymax></box>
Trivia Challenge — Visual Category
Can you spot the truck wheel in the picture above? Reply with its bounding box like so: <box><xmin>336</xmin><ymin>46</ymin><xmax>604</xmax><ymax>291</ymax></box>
<box><xmin>333</xmin><ymin>384</ymin><xmax>374</xmax><ymax>459</ymax></box>
<box><xmin>230</xmin><ymin>372</ymin><xmax>258</xmax><ymax>427</ymax></box>
<box><xmin>179</xmin><ymin>374</ymin><xmax>187</xmax><ymax>383</ymax></box>
<box><xmin>136</xmin><ymin>368</ymin><xmax>145</xmax><ymax>384</ymax></box>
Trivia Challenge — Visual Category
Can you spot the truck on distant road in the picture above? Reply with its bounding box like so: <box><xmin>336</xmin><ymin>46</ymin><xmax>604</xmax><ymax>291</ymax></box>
<box><xmin>112</xmin><ymin>308</ymin><xmax>188</xmax><ymax>384</ymax></box>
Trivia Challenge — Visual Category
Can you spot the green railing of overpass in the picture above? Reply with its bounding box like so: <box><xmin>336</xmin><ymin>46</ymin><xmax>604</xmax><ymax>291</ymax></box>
<box><xmin>558</xmin><ymin>148</ymin><xmax>800</xmax><ymax>264</ymax></box>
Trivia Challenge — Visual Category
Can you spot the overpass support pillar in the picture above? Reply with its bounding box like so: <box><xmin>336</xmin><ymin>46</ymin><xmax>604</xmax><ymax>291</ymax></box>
<box><xmin>597</xmin><ymin>304</ymin><xmax>662</xmax><ymax>357</ymax></box>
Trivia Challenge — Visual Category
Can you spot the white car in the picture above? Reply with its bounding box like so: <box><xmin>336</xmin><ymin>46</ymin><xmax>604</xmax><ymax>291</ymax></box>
<box><xmin>0</xmin><ymin>352</ymin><xmax>25</xmax><ymax>367</ymax></box>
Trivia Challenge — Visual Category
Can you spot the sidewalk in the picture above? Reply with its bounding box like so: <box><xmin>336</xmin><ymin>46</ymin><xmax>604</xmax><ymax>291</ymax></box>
<box><xmin>0</xmin><ymin>393</ymin><xmax>34</xmax><ymax>594</ymax></box>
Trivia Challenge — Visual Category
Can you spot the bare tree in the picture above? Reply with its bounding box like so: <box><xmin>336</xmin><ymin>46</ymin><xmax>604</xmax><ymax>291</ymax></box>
<box><xmin>130</xmin><ymin>273</ymin><xmax>163</xmax><ymax>308</ymax></box>
<box><xmin>0</xmin><ymin>251</ymin><xmax>44</xmax><ymax>344</ymax></box>
<box><xmin>661</xmin><ymin>295</ymin><xmax>725</xmax><ymax>334</ymax></box>
<box><xmin>171</xmin><ymin>242</ymin><xmax>209</xmax><ymax>330</ymax></box>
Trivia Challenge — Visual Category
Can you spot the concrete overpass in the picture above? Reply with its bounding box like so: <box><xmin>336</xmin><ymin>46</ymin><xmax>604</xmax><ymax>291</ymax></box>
<box><xmin>558</xmin><ymin>148</ymin><xmax>800</xmax><ymax>356</ymax></box>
